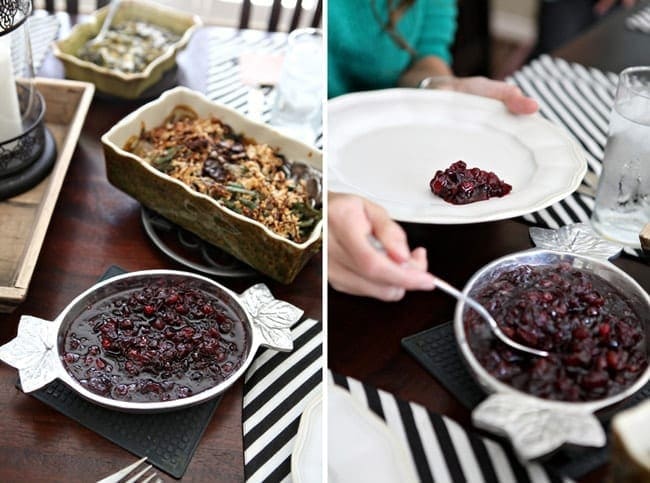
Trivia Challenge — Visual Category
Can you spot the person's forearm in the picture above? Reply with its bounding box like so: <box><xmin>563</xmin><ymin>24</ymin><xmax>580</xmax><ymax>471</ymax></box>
<box><xmin>398</xmin><ymin>55</ymin><xmax>453</xmax><ymax>88</ymax></box>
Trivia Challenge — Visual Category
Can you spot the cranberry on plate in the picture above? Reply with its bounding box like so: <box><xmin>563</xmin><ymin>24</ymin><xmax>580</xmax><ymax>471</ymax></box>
<box><xmin>430</xmin><ymin>160</ymin><xmax>512</xmax><ymax>205</ymax></box>
<box><xmin>464</xmin><ymin>262</ymin><xmax>647</xmax><ymax>402</ymax></box>
<box><xmin>61</xmin><ymin>278</ymin><xmax>249</xmax><ymax>402</ymax></box>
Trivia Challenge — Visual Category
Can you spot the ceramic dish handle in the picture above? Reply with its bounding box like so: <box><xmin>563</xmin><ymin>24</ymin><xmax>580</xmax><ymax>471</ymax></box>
<box><xmin>472</xmin><ymin>393</ymin><xmax>606</xmax><ymax>461</ymax></box>
<box><xmin>0</xmin><ymin>315</ymin><xmax>60</xmax><ymax>393</ymax></box>
<box><xmin>239</xmin><ymin>283</ymin><xmax>303</xmax><ymax>352</ymax></box>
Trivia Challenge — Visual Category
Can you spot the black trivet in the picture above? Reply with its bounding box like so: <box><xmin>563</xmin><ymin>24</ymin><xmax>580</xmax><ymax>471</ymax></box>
<box><xmin>16</xmin><ymin>265</ymin><xmax>223</xmax><ymax>479</ymax></box>
<box><xmin>402</xmin><ymin>322</ymin><xmax>650</xmax><ymax>480</ymax></box>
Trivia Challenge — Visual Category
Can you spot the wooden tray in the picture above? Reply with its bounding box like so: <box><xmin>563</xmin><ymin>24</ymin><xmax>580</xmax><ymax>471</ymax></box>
<box><xmin>0</xmin><ymin>78</ymin><xmax>94</xmax><ymax>312</ymax></box>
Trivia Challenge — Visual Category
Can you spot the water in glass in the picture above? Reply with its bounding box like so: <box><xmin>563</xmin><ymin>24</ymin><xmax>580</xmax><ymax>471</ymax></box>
<box><xmin>591</xmin><ymin>67</ymin><xmax>650</xmax><ymax>247</ymax></box>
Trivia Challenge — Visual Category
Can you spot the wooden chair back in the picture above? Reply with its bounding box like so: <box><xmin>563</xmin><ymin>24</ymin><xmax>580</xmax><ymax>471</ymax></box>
<box><xmin>239</xmin><ymin>0</ymin><xmax>322</xmax><ymax>32</ymax></box>
<box><xmin>43</xmin><ymin>0</ymin><xmax>110</xmax><ymax>15</ymax></box>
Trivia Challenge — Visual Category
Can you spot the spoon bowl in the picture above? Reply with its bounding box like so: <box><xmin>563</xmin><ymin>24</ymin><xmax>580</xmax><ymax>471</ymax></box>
<box><xmin>432</xmin><ymin>276</ymin><xmax>549</xmax><ymax>357</ymax></box>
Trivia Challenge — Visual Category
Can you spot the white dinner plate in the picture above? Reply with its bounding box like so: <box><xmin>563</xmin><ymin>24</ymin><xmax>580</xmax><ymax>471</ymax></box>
<box><xmin>328</xmin><ymin>385</ymin><xmax>419</xmax><ymax>483</ymax></box>
<box><xmin>292</xmin><ymin>391</ymin><xmax>322</xmax><ymax>483</ymax></box>
<box><xmin>328</xmin><ymin>89</ymin><xmax>587</xmax><ymax>224</ymax></box>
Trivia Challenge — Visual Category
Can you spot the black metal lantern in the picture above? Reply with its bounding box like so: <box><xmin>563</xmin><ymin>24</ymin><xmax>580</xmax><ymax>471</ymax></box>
<box><xmin>0</xmin><ymin>0</ymin><xmax>56</xmax><ymax>200</ymax></box>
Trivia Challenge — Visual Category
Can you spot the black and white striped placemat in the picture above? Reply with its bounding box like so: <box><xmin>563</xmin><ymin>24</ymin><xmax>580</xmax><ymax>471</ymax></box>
<box><xmin>243</xmin><ymin>318</ymin><xmax>322</xmax><ymax>482</ymax></box>
<box><xmin>205</xmin><ymin>29</ymin><xmax>323</xmax><ymax>148</ymax></box>
<box><xmin>10</xmin><ymin>12</ymin><xmax>59</xmax><ymax>77</ymax></box>
<box><xmin>29</xmin><ymin>13</ymin><xmax>59</xmax><ymax>73</ymax></box>
<box><xmin>330</xmin><ymin>371</ymin><xmax>571</xmax><ymax>483</ymax></box>
<box><xmin>509</xmin><ymin>55</ymin><xmax>646</xmax><ymax>259</ymax></box>
<box><xmin>626</xmin><ymin>4</ymin><xmax>650</xmax><ymax>33</ymax></box>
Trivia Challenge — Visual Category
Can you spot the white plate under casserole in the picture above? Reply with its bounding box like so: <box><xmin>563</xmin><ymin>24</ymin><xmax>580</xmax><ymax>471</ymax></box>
<box><xmin>328</xmin><ymin>88</ymin><xmax>587</xmax><ymax>224</ymax></box>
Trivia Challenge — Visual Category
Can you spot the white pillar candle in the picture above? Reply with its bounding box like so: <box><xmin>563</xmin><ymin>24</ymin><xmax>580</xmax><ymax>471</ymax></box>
<box><xmin>0</xmin><ymin>34</ymin><xmax>22</xmax><ymax>143</ymax></box>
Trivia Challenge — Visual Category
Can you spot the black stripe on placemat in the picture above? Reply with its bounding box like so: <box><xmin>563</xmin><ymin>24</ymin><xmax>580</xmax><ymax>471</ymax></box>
<box><xmin>331</xmin><ymin>371</ymin><xmax>350</xmax><ymax>390</ymax></box>
<box><xmin>528</xmin><ymin>210</ymin><xmax>548</xmax><ymax>227</ymax></box>
<box><xmin>544</xmin><ymin>79</ymin><xmax>608</xmax><ymax>147</ymax></box>
<box><xmin>244</xmin><ymin>416</ymin><xmax>302</xmax><ymax>478</ymax></box>
<box><xmin>467</xmin><ymin>433</ymin><xmax>499</xmax><ymax>483</ymax></box>
<box><xmin>515</xmin><ymin>72</ymin><xmax>603</xmax><ymax>159</ymax></box>
<box><xmin>397</xmin><ymin>399</ymin><xmax>435</xmax><ymax>483</ymax></box>
<box><xmin>261</xmin><ymin>455</ymin><xmax>292</xmax><ymax>483</ymax></box>
<box><xmin>573</xmin><ymin>192</ymin><xmax>594</xmax><ymax>216</ymax></box>
<box><xmin>503</xmin><ymin>445</ymin><xmax>533</xmax><ymax>483</ymax></box>
<box><xmin>363</xmin><ymin>382</ymin><xmax>386</xmax><ymax>420</ymax></box>
<box><xmin>574</xmin><ymin>80</ymin><xmax>613</xmax><ymax>120</ymax></box>
<box><xmin>243</xmin><ymin>344</ymin><xmax>321</xmax><ymax>419</ymax></box>
<box><xmin>243</xmin><ymin>369</ymin><xmax>321</xmax><ymax>447</ymax></box>
<box><xmin>244</xmin><ymin>320</ymin><xmax>321</xmax><ymax>388</ymax></box>
<box><xmin>429</xmin><ymin>413</ymin><xmax>467</xmax><ymax>482</ymax></box>
<box><xmin>561</xmin><ymin>80</ymin><xmax>610</xmax><ymax>130</ymax></box>
<box><xmin>557</xmin><ymin>198</ymin><xmax>581</xmax><ymax>223</ymax></box>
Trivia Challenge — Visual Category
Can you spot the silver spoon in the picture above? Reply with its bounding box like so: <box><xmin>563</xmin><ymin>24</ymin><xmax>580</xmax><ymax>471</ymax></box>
<box><xmin>89</xmin><ymin>0</ymin><xmax>121</xmax><ymax>46</ymax></box>
<box><xmin>367</xmin><ymin>234</ymin><xmax>549</xmax><ymax>358</ymax></box>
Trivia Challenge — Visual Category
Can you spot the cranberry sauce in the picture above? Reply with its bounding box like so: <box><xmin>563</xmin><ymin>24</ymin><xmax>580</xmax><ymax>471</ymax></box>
<box><xmin>430</xmin><ymin>160</ymin><xmax>512</xmax><ymax>205</ymax></box>
<box><xmin>465</xmin><ymin>262</ymin><xmax>647</xmax><ymax>402</ymax></box>
<box><xmin>61</xmin><ymin>278</ymin><xmax>250</xmax><ymax>403</ymax></box>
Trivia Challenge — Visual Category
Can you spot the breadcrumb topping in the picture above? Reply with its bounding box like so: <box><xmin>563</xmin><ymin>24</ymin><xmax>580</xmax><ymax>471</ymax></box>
<box><xmin>124</xmin><ymin>107</ymin><xmax>321</xmax><ymax>243</ymax></box>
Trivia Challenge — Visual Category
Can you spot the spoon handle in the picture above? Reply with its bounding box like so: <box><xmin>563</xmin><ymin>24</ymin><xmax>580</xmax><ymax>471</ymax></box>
<box><xmin>433</xmin><ymin>276</ymin><xmax>549</xmax><ymax>358</ymax></box>
<box><xmin>365</xmin><ymin>233</ymin><xmax>548</xmax><ymax>357</ymax></box>
<box><xmin>94</xmin><ymin>0</ymin><xmax>121</xmax><ymax>43</ymax></box>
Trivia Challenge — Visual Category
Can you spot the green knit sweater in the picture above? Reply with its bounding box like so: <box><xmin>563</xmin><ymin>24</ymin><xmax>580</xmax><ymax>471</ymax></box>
<box><xmin>328</xmin><ymin>0</ymin><xmax>457</xmax><ymax>98</ymax></box>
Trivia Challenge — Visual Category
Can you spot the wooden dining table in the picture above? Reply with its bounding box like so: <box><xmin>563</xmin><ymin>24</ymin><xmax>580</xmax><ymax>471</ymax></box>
<box><xmin>0</xmin><ymin>16</ymin><xmax>321</xmax><ymax>483</ymax></box>
<box><xmin>328</xmin><ymin>4</ymin><xmax>650</xmax><ymax>483</ymax></box>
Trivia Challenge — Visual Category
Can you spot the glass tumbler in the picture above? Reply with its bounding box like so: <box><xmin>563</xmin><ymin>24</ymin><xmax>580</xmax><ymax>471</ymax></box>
<box><xmin>591</xmin><ymin>66</ymin><xmax>650</xmax><ymax>247</ymax></box>
<box><xmin>270</xmin><ymin>28</ymin><xmax>323</xmax><ymax>144</ymax></box>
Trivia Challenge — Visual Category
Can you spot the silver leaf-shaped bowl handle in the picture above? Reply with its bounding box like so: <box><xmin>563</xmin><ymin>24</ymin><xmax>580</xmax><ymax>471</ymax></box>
<box><xmin>530</xmin><ymin>223</ymin><xmax>623</xmax><ymax>261</ymax></box>
<box><xmin>472</xmin><ymin>393</ymin><xmax>606</xmax><ymax>461</ymax></box>
<box><xmin>240</xmin><ymin>283</ymin><xmax>303</xmax><ymax>351</ymax></box>
<box><xmin>0</xmin><ymin>315</ymin><xmax>60</xmax><ymax>393</ymax></box>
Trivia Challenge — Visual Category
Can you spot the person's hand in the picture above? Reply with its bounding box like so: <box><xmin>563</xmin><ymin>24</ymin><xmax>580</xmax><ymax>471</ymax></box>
<box><xmin>447</xmin><ymin>76</ymin><xmax>539</xmax><ymax>115</ymax></box>
<box><xmin>328</xmin><ymin>193</ymin><xmax>437</xmax><ymax>301</ymax></box>
<box><xmin>403</xmin><ymin>57</ymin><xmax>538</xmax><ymax>115</ymax></box>
<box><xmin>594</xmin><ymin>0</ymin><xmax>637</xmax><ymax>16</ymax></box>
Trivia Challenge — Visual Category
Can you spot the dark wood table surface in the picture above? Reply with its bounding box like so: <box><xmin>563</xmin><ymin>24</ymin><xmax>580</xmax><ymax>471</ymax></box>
<box><xmin>328</xmin><ymin>6</ymin><xmax>650</xmax><ymax>483</ymax></box>
<box><xmin>0</xmin><ymin>21</ymin><xmax>321</xmax><ymax>483</ymax></box>
<box><xmin>553</xmin><ymin>0</ymin><xmax>650</xmax><ymax>73</ymax></box>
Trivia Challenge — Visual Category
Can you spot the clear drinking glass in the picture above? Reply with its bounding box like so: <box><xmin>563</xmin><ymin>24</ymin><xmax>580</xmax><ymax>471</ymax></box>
<box><xmin>591</xmin><ymin>66</ymin><xmax>650</xmax><ymax>247</ymax></box>
<box><xmin>270</xmin><ymin>28</ymin><xmax>323</xmax><ymax>144</ymax></box>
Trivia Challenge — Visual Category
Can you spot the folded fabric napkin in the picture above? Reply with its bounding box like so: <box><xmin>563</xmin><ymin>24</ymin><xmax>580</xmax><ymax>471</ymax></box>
<box><xmin>243</xmin><ymin>318</ymin><xmax>322</xmax><ymax>482</ymax></box>
<box><xmin>329</xmin><ymin>371</ymin><xmax>571</xmax><ymax>483</ymax></box>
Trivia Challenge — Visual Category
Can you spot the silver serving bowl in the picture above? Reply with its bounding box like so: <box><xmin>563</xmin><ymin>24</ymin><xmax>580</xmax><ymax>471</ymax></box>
<box><xmin>454</xmin><ymin>239</ymin><xmax>650</xmax><ymax>460</ymax></box>
<box><xmin>0</xmin><ymin>270</ymin><xmax>302</xmax><ymax>413</ymax></box>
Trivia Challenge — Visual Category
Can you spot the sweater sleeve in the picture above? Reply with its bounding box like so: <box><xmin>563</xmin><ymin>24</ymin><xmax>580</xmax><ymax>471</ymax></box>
<box><xmin>415</xmin><ymin>0</ymin><xmax>458</xmax><ymax>65</ymax></box>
